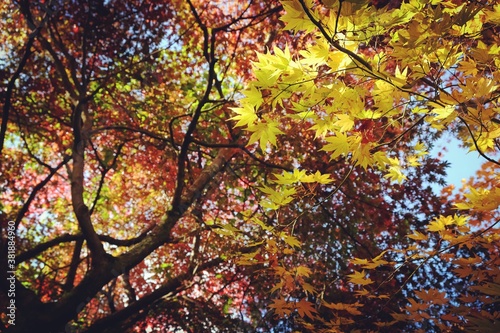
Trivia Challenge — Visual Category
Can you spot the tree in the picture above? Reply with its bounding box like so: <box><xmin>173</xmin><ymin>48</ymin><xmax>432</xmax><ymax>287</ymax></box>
<box><xmin>1</xmin><ymin>0</ymin><xmax>285</xmax><ymax>332</ymax></box>
<box><xmin>1</xmin><ymin>0</ymin><xmax>499</xmax><ymax>333</ymax></box>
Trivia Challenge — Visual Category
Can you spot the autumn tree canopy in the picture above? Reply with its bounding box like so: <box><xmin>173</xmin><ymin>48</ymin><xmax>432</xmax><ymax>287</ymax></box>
<box><xmin>1</xmin><ymin>0</ymin><xmax>499</xmax><ymax>332</ymax></box>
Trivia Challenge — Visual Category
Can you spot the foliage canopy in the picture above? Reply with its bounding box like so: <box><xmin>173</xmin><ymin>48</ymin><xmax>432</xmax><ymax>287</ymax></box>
<box><xmin>1</xmin><ymin>0</ymin><xmax>499</xmax><ymax>332</ymax></box>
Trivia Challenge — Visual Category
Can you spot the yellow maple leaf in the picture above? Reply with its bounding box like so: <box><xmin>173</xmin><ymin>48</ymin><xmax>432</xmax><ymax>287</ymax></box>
<box><xmin>241</xmin><ymin>85</ymin><xmax>264</xmax><ymax>110</ymax></box>
<box><xmin>391</xmin><ymin>65</ymin><xmax>409</xmax><ymax>86</ymax></box>
<box><xmin>280</xmin><ymin>233</ymin><xmax>302</xmax><ymax>248</ymax></box>
<box><xmin>354</xmin><ymin>288</ymin><xmax>370</xmax><ymax>297</ymax></box>
<box><xmin>280</xmin><ymin>0</ymin><xmax>317</xmax><ymax>32</ymax></box>
<box><xmin>328</xmin><ymin>48</ymin><xmax>353</xmax><ymax>72</ymax></box>
<box><xmin>384</xmin><ymin>165</ymin><xmax>407</xmax><ymax>184</ymax></box>
<box><xmin>432</xmin><ymin>105</ymin><xmax>456</xmax><ymax>120</ymax></box>
<box><xmin>427</xmin><ymin>218</ymin><xmax>446</xmax><ymax>232</ymax></box>
<box><xmin>407</xmin><ymin>231</ymin><xmax>428</xmax><ymax>241</ymax></box>
<box><xmin>334</xmin><ymin>114</ymin><xmax>355</xmax><ymax>132</ymax></box>
<box><xmin>299</xmin><ymin>37</ymin><xmax>330</xmax><ymax>65</ymax></box>
<box><xmin>273</xmin><ymin>169</ymin><xmax>307</xmax><ymax>185</ymax></box>
<box><xmin>312</xmin><ymin>170</ymin><xmax>333</xmax><ymax>184</ymax></box>
<box><xmin>296</xmin><ymin>266</ymin><xmax>312</xmax><ymax>278</ymax></box>
<box><xmin>474</xmin><ymin>77</ymin><xmax>498</xmax><ymax>98</ymax></box>
<box><xmin>248</xmin><ymin>117</ymin><xmax>284</xmax><ymax>151</ymax></box>
<box><xmin>301</xmin><ymin>282</ymin><xmax>316</xmax><ymax>295</ymax></box>
<box><xmin>407</xmin><ymin>155</ymin><xmax>421</xmax><ymax>167</ymax></box>
<box><xmin>456</xmin><ymin>186</ymin><xmax>500</xmax><ymax>211</ymax></box>
<box><xmin>259</xmin><ymin>186</ymin><xmax>296</xmax><ymax>209</ymax></box>
<box><xmin>351</xmin><ymin>139</ymin><xmax>373</xmax><ymax>169</ymax></box>
<box><xmin>230</xmin><ymin>104</ymin><xmax>258</xmax><ymax>128</ymax></box>
<box><xmin>453</xmin><ymin>214</ymin><xmax>469</xmax><ymax>226</ymax></box>
<box><xmin>458</xmin><ymin>59</ymin><xmax>479</xmax><ymax>76</ymax></box>
<box><xmin>427</xmin><ymin>215</ymin><xmax>454</xmax><ymax>232</ymax></box>
<box><xmin>322</xmin><ymin>132</ymin><xmax>350</xmax><ymax>160</ymax></box>
<box><xmin>348</xmin><ymin>270</ymin><xmax>374</xmax><ymax>285</ymax></box>
<box><xmin>351</xmin><ymin>257</ymin><xmax>369</xmax><ymax>265</ymax></box>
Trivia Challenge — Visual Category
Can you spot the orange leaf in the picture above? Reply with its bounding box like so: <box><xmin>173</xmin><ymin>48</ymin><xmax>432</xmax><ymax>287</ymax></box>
<box><xmin>322</xmin><ymin>301</ymin><xmax>363</xmax><ymax>315</ymax></box>
<box><xmin>295</xmin><ymin>299</ymin><xmax>317</xmax><ymax>320</ymax></box>
<box><xmin>414</xmin><ymin>288</ymin><xmax>448</xmax><ymax>305</ymax></box>
<box><xmin>405</xmin><ymin>298</ymin><xmax>428</xmax><ymax>312</ymax></box>
<box><xmin>269</xmin><ymin>297</ymin><xmax>292</xmax><ymax>317</ymax></box>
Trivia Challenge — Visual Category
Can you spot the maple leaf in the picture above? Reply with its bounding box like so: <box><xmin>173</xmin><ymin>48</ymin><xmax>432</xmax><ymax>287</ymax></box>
<box><xmin>405</xmin><ymin>298</ymin><xmax>428</xmax><ymax>312</ymax></box>
<box><xmin>281</xmin><ymin>0</ymin><xmax>317</xmax><ymax>33</ymax></box>
<box><xmin>301</xmin><ymin>282</ymin><xmax>316</xmax><ymax>295</ymax></box>
<box><xmin>269</xmin><ymin>280</ymin><xmax>284</xmax><ymax>294</ymax></box>
<box><xmin>240</xmin><ymin>85</ymin><xmax>264</xmax><ymax>110</ymax></box>
<box><xmin>470</xmin><ymin>282</ymin><xmax>500</xmax><ymax>297</ymax></box>
<box><xmin>348</xmin><ymin>270</ymin><xmax>374</xmax><ymax>286</ymax></box>
<box><xmin>334</xmin><ymin>114</ymin><xmax>355</xmax><ymax>132</ymax></box>
<box><xmin>458</xmin><ymin>59</ymin><xmax>479</xmax><ymax>76</ymax></box>
<box><xmin>299</xmin><ymin>37</ymin><xmax>330</xmax><ymax>64</ymax></box>
<box><xmin>323</xmin><ymin>301</ymin><xmax>363</xmax><ymax>315</ymax></box>
<box><xmin>407</xmin><ymin>231</ymin><xmax>428</xmax><ymax>241</ymax></box>
<box><xmin>432</xmin><ymin>105</ymin><xmax>456</xmax><ymax>121</ymax></box>
<box><xmin>280</xmin><ymin>232</ymin><xmax>302</xmax><ymax>248</ymax></box>
<box><xmin>310</xmin><ymin>117</ymin><xmax>336</xmax><ymax>138</ymax></box>
<box><xmin>248</xmin><ymin>118</ymin><xmax>284</xmax><ymax>151</ymax></box>
<box><xmin>456</xmin><ymin>187</ymin><xmax>500</xmax><ymax>211</ymax></box>
<box><xmin>351</xmin><ymin>257</ymin><xmax>369</xmax><ymax>265</ymax></box>
<box><xmin>441</xmin><ymin>313</ymin><xmax>462</xmax><ymax>324</ymax></box>
<box><xmin>414</xmin><ymin>141</ymin><xmax>428</xmax><ymax>156</ymax></box>
<box><xmin>407</xmin><ymin>155</ymin><xmax>421</xmax><ymax>167</ymax></box>
<box><xmin>352</xmin><ymin>140</ymin><xmax>374</xmax><ymax>169</ymax></box>
<box><xmin>269</xmin><ymin>297</ymin><xmax>293</xmax><ymax>317</ymax></box>
<box><xmin>252</xmin><ymin>217</ymin><xmax>273</xmax><ymax>231</ymax></box>
<box><xmin>384</xmin><ymin>165</ymin><xmax>407</xmax><ymax>184</ymax></box>
<box><xmin>355</xmin><ymin>288</ymin><xmax>370</xmax><ymax>297</ymax></box>
<box><xmin>427</xmin><ymin>215</ymin><xmax>452</xmax><ymax>232</ymax></box>
<box><xmin>230</xmin><ymin>104</ymin><xmax>258</xmax><ymax>128</ymax></box>
<box><xmin>273</xmin><ymin>169</ymin><xmax>307</xmax><ymax>184</ymax></box>
<box><xmin>259</xmin><ymin>186</ymin><xmax>296</xmax><ymax>208</ymax></box>
<box><xmin>311</xmin><ymin>170</ymin><xmax>333</xmax><ymax>184</ymax></box>
<box><xmin>296</xmin><ymin>265</ymin><xmax>312</xmax><ymax>277</ymax></box>
<box><xmin>322</xmin><ymin>132</ymin><xmax>350</xmax><ymax>159</ymax></box>
<box><xmin>295</xmin><ymin>299</ymin><xmax>317</xmax><ymax>320</ymax></box>
<box><xmin>414</xmin><ymin>288</ymin><xmax>448</xmax><ymax>305</ymax></box>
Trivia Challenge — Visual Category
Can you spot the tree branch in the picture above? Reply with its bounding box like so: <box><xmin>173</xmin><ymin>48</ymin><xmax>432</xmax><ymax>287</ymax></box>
<box><xmin>63</xmin><ymin>238</ymin><xmax>84</xmax><ymax>291</ymax></box>
<box><xmin>171</xmin><ymin>1</ymin><xmax>223</xmax><ymax>218</ymax></box>
<box><xmin>17</xmin><ymin>224</ymin><xmax>154</xmax><ymax>263</ymax></box>
<box><xmin>80</xmin><ymin>257</ymin><xmax>223</xmax><ymax>333</ymax></box>
<box><xmin>297</xmin><ymin>0</ymin><xmax>373</xmax><ymax>71</ymax></box>
<box><xmin>70</xmin><ymin>100</ymin><xmax>107</xmax><ymax>265</ymax></box>
<box><xmin>1</xmin><ymin>1</ymin><xmax>48</xmax><ymax>156</ymax></box>
<box><xmin>15</xmin><ymin>155</ymin><xmax>71</xmax><ymax>228</ymax></box>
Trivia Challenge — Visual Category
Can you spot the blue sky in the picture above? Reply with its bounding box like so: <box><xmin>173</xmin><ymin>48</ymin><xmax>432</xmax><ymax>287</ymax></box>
<box><xmin>430</xmin><ymin>133</ymin><xmax>483</xmax><ymax>193</ymax></box>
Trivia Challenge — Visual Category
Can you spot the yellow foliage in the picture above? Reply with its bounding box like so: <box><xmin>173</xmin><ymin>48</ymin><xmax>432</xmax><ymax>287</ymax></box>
<box><xmin>248</xmin><ymin>117</ymin><xmax>284</xmax><ymax>152</ymax></box>
<box><xmin>231</xmin><ymin>0</ymin><xmax>500</xmax><ymax>330</ymax></box>
<box><xmin>455</xmin><ymin>186</ymin><xmax>500</xmax><ymax>211</ymax></box>
<box><xmin>348</xmin><ymin>270</ymin><xmax>374</xmax><ymax>286</ymax></box>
